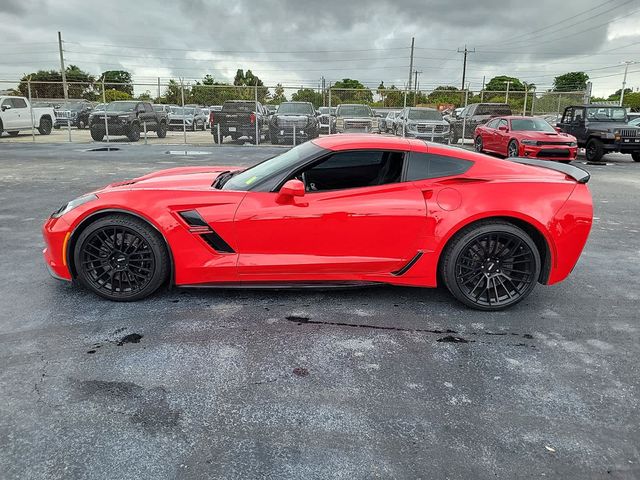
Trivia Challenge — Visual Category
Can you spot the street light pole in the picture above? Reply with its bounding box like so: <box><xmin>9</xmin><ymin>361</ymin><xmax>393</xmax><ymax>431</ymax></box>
<box><xmin>620</xmin><ymin>61</ymin><xmax>636</xmax><ymax>106</ymax></box>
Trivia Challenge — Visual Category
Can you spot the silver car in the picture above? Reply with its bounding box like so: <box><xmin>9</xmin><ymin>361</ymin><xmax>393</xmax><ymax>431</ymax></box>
<box><xmin>335</xmin><ymin>104</ymin><xmax>379</xmax><ymax>133</ymax></box>
<box><xmin>395</xmin><ymin>107</ymin><xmax>450</xmax><ymax>143</ymax></box>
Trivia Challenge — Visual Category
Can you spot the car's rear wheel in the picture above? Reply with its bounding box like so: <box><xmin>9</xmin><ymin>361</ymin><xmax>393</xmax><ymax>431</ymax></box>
<box><xmin>474</xmin><ymin>135</ymin><xmax>483</xmax><ymax>153</ymax></box>
<box><xmin>631</xmin><ymin>151</ymin><xmax>640</xmax><ymax>162</ymax></box>
<box><xmin>441</xmin><ymin>221</ymin><xmax>541</xmax><ymax>311</ymax></box>
<box><xmin>508</xmin><ymin>140</ymin><xmax>519</xmax><ymax>158</ymax></box>
<box><xmin>74</xmin><ymin>215</ymin><xmax>169</xmax><ymax>301</ymax></box>
<box><xmin>585</xmin><ymin>138</ymin><xmax>604</xmax><ymax>163</ymax></box>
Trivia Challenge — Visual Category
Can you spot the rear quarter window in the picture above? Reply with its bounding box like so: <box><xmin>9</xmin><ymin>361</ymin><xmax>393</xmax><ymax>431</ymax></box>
<box><xmin>406</xmin><ymin>152</ymin><xmax>473</xmax><ymax>180</ymax></box>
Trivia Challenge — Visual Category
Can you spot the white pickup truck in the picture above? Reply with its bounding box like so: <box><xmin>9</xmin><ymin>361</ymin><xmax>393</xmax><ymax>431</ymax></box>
<box><xmin>0</xmin><ymin>96</ymin><xmax>54</xmax><ymax>137</ymax></box>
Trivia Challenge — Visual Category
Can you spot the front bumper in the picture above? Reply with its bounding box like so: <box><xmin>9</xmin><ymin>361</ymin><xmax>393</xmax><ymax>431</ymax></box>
<box><xmin>405</xmin><ymin>131</ymin><xmax>449</xmax><ymax>142</ymax></box>
<box><xmin>42</xmin><ymin>216</ymin><xmax>72</xmax><ymax>281</ymax></box>
<box><xmin>605</xmin><ymin>138</ymin><xmax>640</xmax><ymax>151</ymax></box>
<box><xmin>519</xmin><ymin>144</ymin><xmax>578</xmax><ymax>161</ymax></box>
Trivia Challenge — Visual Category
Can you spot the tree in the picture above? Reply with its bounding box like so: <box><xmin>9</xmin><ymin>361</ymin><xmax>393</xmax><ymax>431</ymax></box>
<box><xmin>608</xmin><ymin>88</ymin><xmax>632</xmax><ymax>101</ymax></box>
<box><xmin>18</xmin><ymin>65</ymin><xmax>95</xmax><ymax>99</ymax></box>
<box><xmin>291</xmin><ymin>88</ymin><xmax>323</xmax><ymax>108</ymax></box>
<box><xmin>270</xmin><ymin>83</ymin><xmax>287</xmax><ymax>104</ymax></box>
<box><xmin>231</xmin><ymin>69</ymin><xmax>268</xmax><ymax>101</ymax></box>
<box><xmin>100</xmin><ymin>70</ymin><xmax>133</xmax><ymax>95</ymax></box>
<box><xmin>137</xmin><ymin>91</ymin><xmax>152</xmax><ymax>101</ymax></box>
<box><xmin>553</xmin><ymin>72</ymin><xmax>589</xmax><ymax>92</ymax></box>
<box><xmin>485</xmin><ymin>76</ymin><xmax>526</xmax><ymax>92</ymax></box>
<box><xmin>104</xmin><ymin>89</ymin><xmax>132</xmax><ymax>102</ymax></box>
<box><xmin>331</xmin><ymin>78</ymin><xmax>373</xmax><ymax>104</ymax></box>
<box><xmin>427</xmin><ymin>85</ymin><xmax>464</xmax><ymax>107</ymax></box>
<box><xmin>622</xmin><ymin>92</ymin><xmax>640</xmax><ymax>111</ymax></box>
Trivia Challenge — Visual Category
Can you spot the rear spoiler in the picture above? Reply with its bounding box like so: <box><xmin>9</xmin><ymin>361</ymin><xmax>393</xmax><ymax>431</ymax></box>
<box><xmin>507</xmin><ymin>157</ymin><xmax>590</xmax><ymax>184</ymax></box>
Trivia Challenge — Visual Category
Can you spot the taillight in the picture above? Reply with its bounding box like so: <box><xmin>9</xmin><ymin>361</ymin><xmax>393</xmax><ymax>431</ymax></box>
<box><xmin>209</xmin><ymin>112</ymin><xmax>214</xmax><ymax>124</ymax></box>
<box><xmin>250</xmin><ymin>112</ymin><xmax>256</xmax><ymax>124</ymax></box>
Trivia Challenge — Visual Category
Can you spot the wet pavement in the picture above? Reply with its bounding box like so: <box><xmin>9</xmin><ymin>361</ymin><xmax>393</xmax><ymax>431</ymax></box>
<box><xmin>0</xmin><ymin>144</ymin><xmax>639</xmax><ymax>479</ymax></box>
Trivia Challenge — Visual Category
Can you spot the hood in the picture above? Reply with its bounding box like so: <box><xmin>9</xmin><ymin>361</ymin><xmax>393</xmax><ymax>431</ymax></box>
<box><xmin>514</xmin><ymin>131</ymin><xmax>576</xmax><ymax>141</ymax></box>
<box><xmin>103</xmin><ymin>166</ymin><xmax>244</xmax><ymax>192</ymax></box>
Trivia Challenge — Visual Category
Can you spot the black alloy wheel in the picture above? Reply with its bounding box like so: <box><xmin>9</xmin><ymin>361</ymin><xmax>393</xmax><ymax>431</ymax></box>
<box><xmin>474</xmin><ymin>135</ymin><xmax>483</xmax><ymax>153</ymax></box>
<box><xmin>74</xmin><ymin>215</ymin><xmax>169</xmax><ymax>301</ymax></box>
<box><xmin>442</xmin><ymin>222</ymin><xmax>541</xmax><ymax>310</ymax></box>
<box><xmin>508</xmin><ymin>140</ymin><xmax>519</xmax><ymax>158</ymax></box>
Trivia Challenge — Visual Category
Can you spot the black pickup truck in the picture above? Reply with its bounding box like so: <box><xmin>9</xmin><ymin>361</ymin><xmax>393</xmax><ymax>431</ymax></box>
<box><xmin>89</xmin><ymin>101</ymin><xmax>168</xmax><ymax>142</ymax></box>
<box><xmin>209</xmin><ymin>100</ymin><xmax>269</xmax><ymax>144</ymax></box>
<box><xmin>556</xmin><ymin>104</ymin><xmax>640</xmax><ymax>162</ymax></box>
<box><xmin>449</xmin><ymin>103</ymin><xmax>512</xmax><ymax>144</ymax></box>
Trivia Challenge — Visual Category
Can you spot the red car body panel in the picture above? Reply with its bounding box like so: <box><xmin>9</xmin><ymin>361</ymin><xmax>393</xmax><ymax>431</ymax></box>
<box><xmin>42</xmin><ymin>135</ymin><xmax>592</xmax><ymax>290</ymax></box>
<box><xmin>474</xmin><ymin>116</ymin><xmax>578</xmax><ymax>161</ymax></box>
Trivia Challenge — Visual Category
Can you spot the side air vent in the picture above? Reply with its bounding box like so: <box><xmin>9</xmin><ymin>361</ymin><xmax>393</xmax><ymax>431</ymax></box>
<box><xmin>178</xmin><ymin>210</ymin><xmax>235</xmax><ymax>253</ymax></box>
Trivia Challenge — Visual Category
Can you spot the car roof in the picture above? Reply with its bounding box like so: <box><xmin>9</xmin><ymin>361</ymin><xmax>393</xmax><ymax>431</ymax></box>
<box><xmin>312</xmin><ymin>134</ymin><xmax>421</xmax><ymax>151</ymax></box>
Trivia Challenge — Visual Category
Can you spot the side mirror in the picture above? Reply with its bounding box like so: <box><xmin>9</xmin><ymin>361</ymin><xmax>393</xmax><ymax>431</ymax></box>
<box><xmin>498</xmin><ymin>125</ymin><xmax>509</xmax><ymax>132</ymax></box>
<box><xmin>554</xmin><ymin>126</ymin><xmax>562</xmax><ymax>133</ymax></box>
<box><xmin>278</xmin><ymin>179</ymin><xmax>305</xmax><ymax>200</ymax></box>
<box><xmin>1</xmin><ymin>104</ymin><xmax>12</xmax><ymax>111</ymax></box>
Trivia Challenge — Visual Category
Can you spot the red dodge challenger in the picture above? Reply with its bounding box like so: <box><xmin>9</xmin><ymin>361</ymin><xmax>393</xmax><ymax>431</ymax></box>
<box><xmin>43</xmin><ymin>135</ymin><xmax>592</xmax><ymax>310</ymax></box>
<box><xmin>474</xmin><ymin>116</ymin><xmax>578</xmax><ymax>162</ymax></box>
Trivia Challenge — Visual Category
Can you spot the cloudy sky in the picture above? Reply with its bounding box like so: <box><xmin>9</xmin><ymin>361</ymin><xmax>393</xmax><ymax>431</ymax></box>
<box><xmin>1</xmin><ymin>0</ymin><xmax>639</xmax><ymax>97</ymax></box>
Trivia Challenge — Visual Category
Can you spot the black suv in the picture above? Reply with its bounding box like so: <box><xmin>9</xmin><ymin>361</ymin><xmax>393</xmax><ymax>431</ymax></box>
<box><xmin>269</xmin><ymin>101</ymin><xmax>319</xmax><ymax>144</ymax></box>
<box><xmin>556</xmin><ymin>104</ymin><xmax>640</xmax><ymax>162</ymax></box>
<box><xmin>449</xmin><ymin>103</ymin><xmax>512</xmax><ymax>144</ymax></box>
<box><xmin>89</xmin><ymin>101</ymin><xmax>168</xmax><ymax>142</ymax></box>
<box><xmin>54</xmin><ymin>101</ymin><xmax>93</xmax><ymax>129</ymax></box>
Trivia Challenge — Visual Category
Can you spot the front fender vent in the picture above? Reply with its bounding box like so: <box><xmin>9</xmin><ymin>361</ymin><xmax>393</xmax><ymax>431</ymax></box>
<box><xmin>178</xmin><ymin>210</ymin><xmax>235</xmax><ymax>253</ymax></box>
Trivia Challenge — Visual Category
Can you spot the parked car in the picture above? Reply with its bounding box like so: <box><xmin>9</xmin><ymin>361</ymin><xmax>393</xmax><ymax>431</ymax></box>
<box><xmin>43</xmin><ymin>135</ymin><xmax>593</xmax><ymax>311</ymax></box>
<box><xmin>556</xmin><ymin>104</ymin><xmax>640</xmax><ymax>162</ymax></box>
<box><xmin>201</xmin><ymin>107</ymin><xmax>211</xmax><ymax>129</ymax></box>
<box><xmin>54</xmin><ymin>101</ymin><xmax>93</xmax><ymax>129</ymax></box>
<box><xmin>394</xmin><ymin>107</ymin><xmax>450</xmax><ymax>143</ymax></box>
<box><xmin>475</xmin><ymin>116</ymin><xmax>578</xmax><ymax>162</ymax></box>
<box><xmin>209</xmin><ymin>100</ymin><xmax>269</xmax><ymax>144</ymax></box>
<box><xmin>269</xmin><ymin>101</ymin><xmax>319</xmax><ymax>144</ymax></box>
<box><xmin>317</xmin><ymin>107</ymin><xmax>336</xmax><ymax>134</ymax></box>
<box><xmin>89</xmin><ymin>101</ymin><xmax>168</xmax><ymax>142</ymax></box>
<box><xmin>380</xmin><ymin>111</ymin><xmax>399</xmax><ymax>133</ymax></box>
<box><xmin>449</xmin><ymin>103</ymin><xmax>512</xmax><ymax>144</ymax></box>
<box><xmin>335</xmin><ymin>104</ymin><xmax>378</xmax><ymax>133</ymax></box>
<box><xmin>0</xmin><ymin>95</ymin><xmax>54</xmax><ymax>137</ymax></box>
<box><xmin>168</xmin><ymin>106</ymin><xmax>207</xmax><ymax>131</ymax></box>
<box><xmin>209</xmin><ymin>105</ymin><xmax>222</xmax><ymax>112</ymax></box>
<box><xmin>153</xmin><ymin>104</ymin><xmax>175</xmax><ymax>115</ymax></box>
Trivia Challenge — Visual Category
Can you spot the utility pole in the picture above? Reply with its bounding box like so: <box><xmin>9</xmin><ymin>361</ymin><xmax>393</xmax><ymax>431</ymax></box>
<box><xmin>414</xmin><ymin>70</ymin><xmax>422</xmax><ymax>106</ymax></box>
<box><xmin>157</xmin><ymin>77</ymin><xmax>161</xmax><ymax>100</ymax></box>
<box><xmin>407</xmin><ymin>37</ymin><xmax>415</xmax><ymax>92</ymax></box>
<box><xmin>457</xmin><ymin>45</ymin><xmax>474</xmax><ymax>91</ymax></box>
<box><xmin>321</xmin><ymin>76</ymin><xmax>326</xmax><ymax>106</ymax></box>
<box><xmin>57</xmin><ymin>31</ymin><xmax>68</xmax><ymax>100</ymax></box>
<box><xmin>620</xmin><ymin>61</ymin><xmax>636</xmax><ymax>106</ymax></box>
<box><xmin>505</xmin><ymin>80</ymin><xmax>512</xmax><ymax>103</ymax></box>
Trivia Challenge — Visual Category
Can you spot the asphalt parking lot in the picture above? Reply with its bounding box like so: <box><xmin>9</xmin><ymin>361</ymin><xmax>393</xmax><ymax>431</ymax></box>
<box><xmin>1</xmin><ymin>143</ymin><xmax>639</xmax><ymax>479</ymax></box>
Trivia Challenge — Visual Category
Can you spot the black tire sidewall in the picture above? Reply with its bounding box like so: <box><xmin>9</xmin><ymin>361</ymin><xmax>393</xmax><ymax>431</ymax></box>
<box><xmin>475</xmin><ymin>136</ymin><xmax>483</xmax><ymax>152</ymax></box>
<box><xmin>508</xmin><ymin>140</ymin><xmax>519</xmax><ymax>158</ymax></box>
<box><xmin>441</xmin><ymin>221</ymin><xmax>541</xmax><ymax>311</ymax></box>
<box><xmin>127</xmin><ymin>123</ymin><xmax>140</xmax><ymax>142</ymax></box>
<box><xmin>586</xmin><ymin>138</ymin><xmax>604</xmax><ymax>162</ymax></box>
<box><xmin>38</xmin><ymin>117</ymin><xmax>52</xmax><ymax>135</ymax></box>
<box><xmin>157</xmin><ymin>122</ymin><xmax>167</xmax><ymax>138</ymax></box>
<box><xmin>73</xmin><ymin>215</ymin><xmax>169</xmax><ymax>301</ymax></box>
<box><xmin>90</xmin><ymin>126</ymin><xmax>104</xmax><ymax>141</ymax></box>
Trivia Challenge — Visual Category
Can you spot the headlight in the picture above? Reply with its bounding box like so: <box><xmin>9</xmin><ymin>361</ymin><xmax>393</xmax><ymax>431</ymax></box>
<box><xmin>51</xmin><ymin>194</ymin><xmax>98</xmax><ymax>218</ymax></box>
<box><xmin>521</xmin><ymin>139</ymin><xmax>537</xmax><ymax>145</ymax></box>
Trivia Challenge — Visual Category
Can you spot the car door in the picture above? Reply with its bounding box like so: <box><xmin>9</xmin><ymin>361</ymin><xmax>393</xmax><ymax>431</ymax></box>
<box><xmin>494</xmin><ymin>119</ymin><xmax>510</xmax><ymax>155</ymax></box>
<box><xmin>1</xmin><ymin>98</ymin><xmax>21</xmax><ymax>129</ymax></box>
<box><xmin>481</xmin><ymin>118</ymin><xmax>498</xmax><ymax>152</ymax></box>
<box><xmin>233</xmin><ymin>149</ymin><xmax>428</xmax><ymax>279</ymax></box>
<box><xmin>141</xmin><ymin>102</ymin><xmax>157</xmax><ymax>130</ymax></box>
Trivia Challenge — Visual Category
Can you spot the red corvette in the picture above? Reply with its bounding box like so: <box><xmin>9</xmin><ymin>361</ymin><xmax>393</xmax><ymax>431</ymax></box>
<box><xmin>42</xmin><ymin>135</ymin><xmax>592</xmax><ymax>310</ymax></box>
<box><xmin>474</xmin><ymin>116</ymin><xmax>578</xmax><ymax>162</ymax></box>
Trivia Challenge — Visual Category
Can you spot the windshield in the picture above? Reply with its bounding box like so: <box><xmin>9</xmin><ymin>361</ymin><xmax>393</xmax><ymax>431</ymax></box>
<box><xmin>586</xmin><ymin>107</ymin><xmax>627</xmax><ymax>122</ymax></box>
<box><xmin>510</xmin><ymin>118</ymin><xmax>556</xmax><ymax>132</ymax></box>
<box><xmin>153</xmin><ymin>105</ymin><xmax>165</xmax><ymax>112</ymax></box>
<box><xmin>277</xmin><ymin>103</ymin><xmax>314</xmax><ymax>115</ymax></box>
<box><xmin>337</xmin><ymin>105</ymin><xmax>372</xmax><ymax>117</ymax></box>
<box><xmin>106</xmin><ymin>101</ymin><xmax>137</xmax><ymax>112</ymax></box>
<box><xmin>171</xmin><ymin>107</ymin><xmax>195</xmax><ymax>115</ymax></box>
<box><xmin>223</xmin><ymin>141</ymin><xmax>322</xmax><ymax>191</ymax></box>
<box><xmin>408</xmin><ymin>109</ymin><xmax>443</xmax><ymax>121</ymax></box>
<box><xmin>630</xmin><ymin>118</ymin><xmax>640</xmax><ymax>126</ymax></box>
<box><xmin>318</xmin><ymin>107</ymin><xmax>335</xmax><ymax>115</ymax></box>
<box><xmin>60</xmin><ymin>102</ymin><xmax>83</xmax><ymax>111</ymax></box>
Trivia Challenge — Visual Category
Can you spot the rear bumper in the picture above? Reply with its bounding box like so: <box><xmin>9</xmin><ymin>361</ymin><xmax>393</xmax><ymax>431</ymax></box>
<box><xmin>546</xmin><ymin>184</ymin><xmax>593</xmax><ymax>285</ymax></box>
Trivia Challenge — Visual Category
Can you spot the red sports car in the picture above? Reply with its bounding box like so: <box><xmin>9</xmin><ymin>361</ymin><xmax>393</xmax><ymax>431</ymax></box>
<box><xmin>474</xmin><ymin>116</ymin><xmax>578</xmax><ymax>162</ymax></box>
<box><xmin>42</xmin><ymin>135</ymin><xmax>592</xmax><ymax>310</ymax></box>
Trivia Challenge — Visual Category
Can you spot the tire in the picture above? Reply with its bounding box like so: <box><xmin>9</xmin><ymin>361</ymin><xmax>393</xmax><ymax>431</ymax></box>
<box><xmin>126</xmin><ymin>123</ymin><xmax>140</xmax><ymax>142</ymax></box>
<box><xmin>77</xmin><ymin>120</ymin><xmax>86</xmax><ymax>129</ymax></box>
<box><xmin>450</xmin><ymin>130</ymin><xmax>459</xmax><ymax>145</ymax></box>
<box><xmin>474</xmin><ymin>135</ymin><xmax>483</xmax><ymax>153</ymax></box>
<box><xmin>270</xmin><ymin>133</ymin><xmax>279</xmax><ymax>145</ymax></box>
<box><xmin>156</xmin><ymin>121</ymin><xmax>167</xmax><ymax>138</ymax></box>
<box><xmin>74</xmin><ymin>215</ymin><xmax>169</xmax><ymax>301</ymax></box>
<box><xmin>508</xmin><ymin>139</ymin><xmax>519</xmax><ymax>158</ymax></box>
<box><xmin>212</xmin><ymin>132</ymin><xmax>220</xmax><ymax>144</ymax></box>
<box><xmin>585</xmin><ymin>138</ymin><xmax>604</xmax><ymax>163</ymax></box>
<box><xmin>631</xmin><ymin>152</ymin><xmax>640</xmax><ymax>162</ymax></box>
<box><xmin>8</xmin><ymin>131</ymin><xmax>19</xmax><ymax>137</ymax></box>
<box><xmin>90</xmin><ymin>125</ymin><xmax>104</xmax><ymax>141</ymax></box>
<box><xmin>441</xmin><ymin>221</ymin><xmax>541</xmax><ymax>311</ymax></box>
<box><xmin>38</xmin><ymin>116</ymin><xmax>52</xmax><ymax>135</ymax></box>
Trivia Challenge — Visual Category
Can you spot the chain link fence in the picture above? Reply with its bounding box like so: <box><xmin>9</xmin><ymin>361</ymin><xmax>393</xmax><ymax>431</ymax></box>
<box><xmin>0</xmin><ymin>79</ymin><xmax>588</xmax><ymax>145</ymax></box>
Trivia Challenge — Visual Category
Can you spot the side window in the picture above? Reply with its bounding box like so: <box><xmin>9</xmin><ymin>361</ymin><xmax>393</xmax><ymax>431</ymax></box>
<box><xmin>573</xmin><ymin>108</ymin><xmax>584</xmax><ymax>122</ymax></box>
<box><xmin>486</xmin><ymin>118</ymin><xmax>499</xmax><ymax>128</ymax></box>
<box><xmin>562</xmin><ymin>108</ymin><xmax>573</xmax><ymax>123</ymax></box>
<box><xmin>143</xmin><ymin>103</ymin><xmax>153</xmax><ymax>113</ymax></box>
<box><xmin>11</xmin><ymin>98</ymin><xmax>27</xmax><ymax>108</ymax></box>
<box><xmin>301</xmin><ymin>150</ymin><xmax>404</xmax><ymax>192</ymax></box>
<box><xmin>497</xmin><ymin>119</ymin><xmax>508</xmax><ymax>129</ymax></box>
<box><xmin>1</xmin><ymin>98</ymin><xmax>11</xmax><ymax>108</ymax></box>
<box><xmin>406</xmin><ymin>152</ymin><xmax>473</xmax><ymax>181</ymax></box>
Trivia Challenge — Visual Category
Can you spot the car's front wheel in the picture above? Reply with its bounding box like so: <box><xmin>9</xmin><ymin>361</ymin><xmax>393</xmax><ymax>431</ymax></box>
<box><xmin>508</xmin><ymin>139</ymin><xmax>519</xmax><ymax>158</ymax></box>
<box><xmin>90</xmin><ymin>125</ymin><xmax>104</xmax><ymax>141</ymax></box>
<box><xmin>157</xmin><ymin>121</ymin><xmax>167</xmax><ymax>138</ymax></box>
<box><xmin>127</xmin><ymin>123</ymin><xmax>140</xmax><ymax>142</ymax></box>
<box><xmin>631</xmin><ymin>151</ymin><xmax>640</xmax><ymax>162</ymax></box>
<box><xmin>441</xmin><ymin>221</ymin><xmax>541</xmax><ymax>311</ymax></box>
<box><xmin>585</xmin><ymin>138</ymin><xmax>604</xmax><ymax>162</ymax></box>
<box><xmin>74</xmin><ymin>215</ymin><xmax>169</xmax><ymax>301</ymax></box>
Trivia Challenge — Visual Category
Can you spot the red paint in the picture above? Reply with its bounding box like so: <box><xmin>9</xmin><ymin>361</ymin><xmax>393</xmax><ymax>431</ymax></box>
<box><xmin>43</xmin><ymin>135</ymin><xmax>592</xmax><ymax>290</ymax></box>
